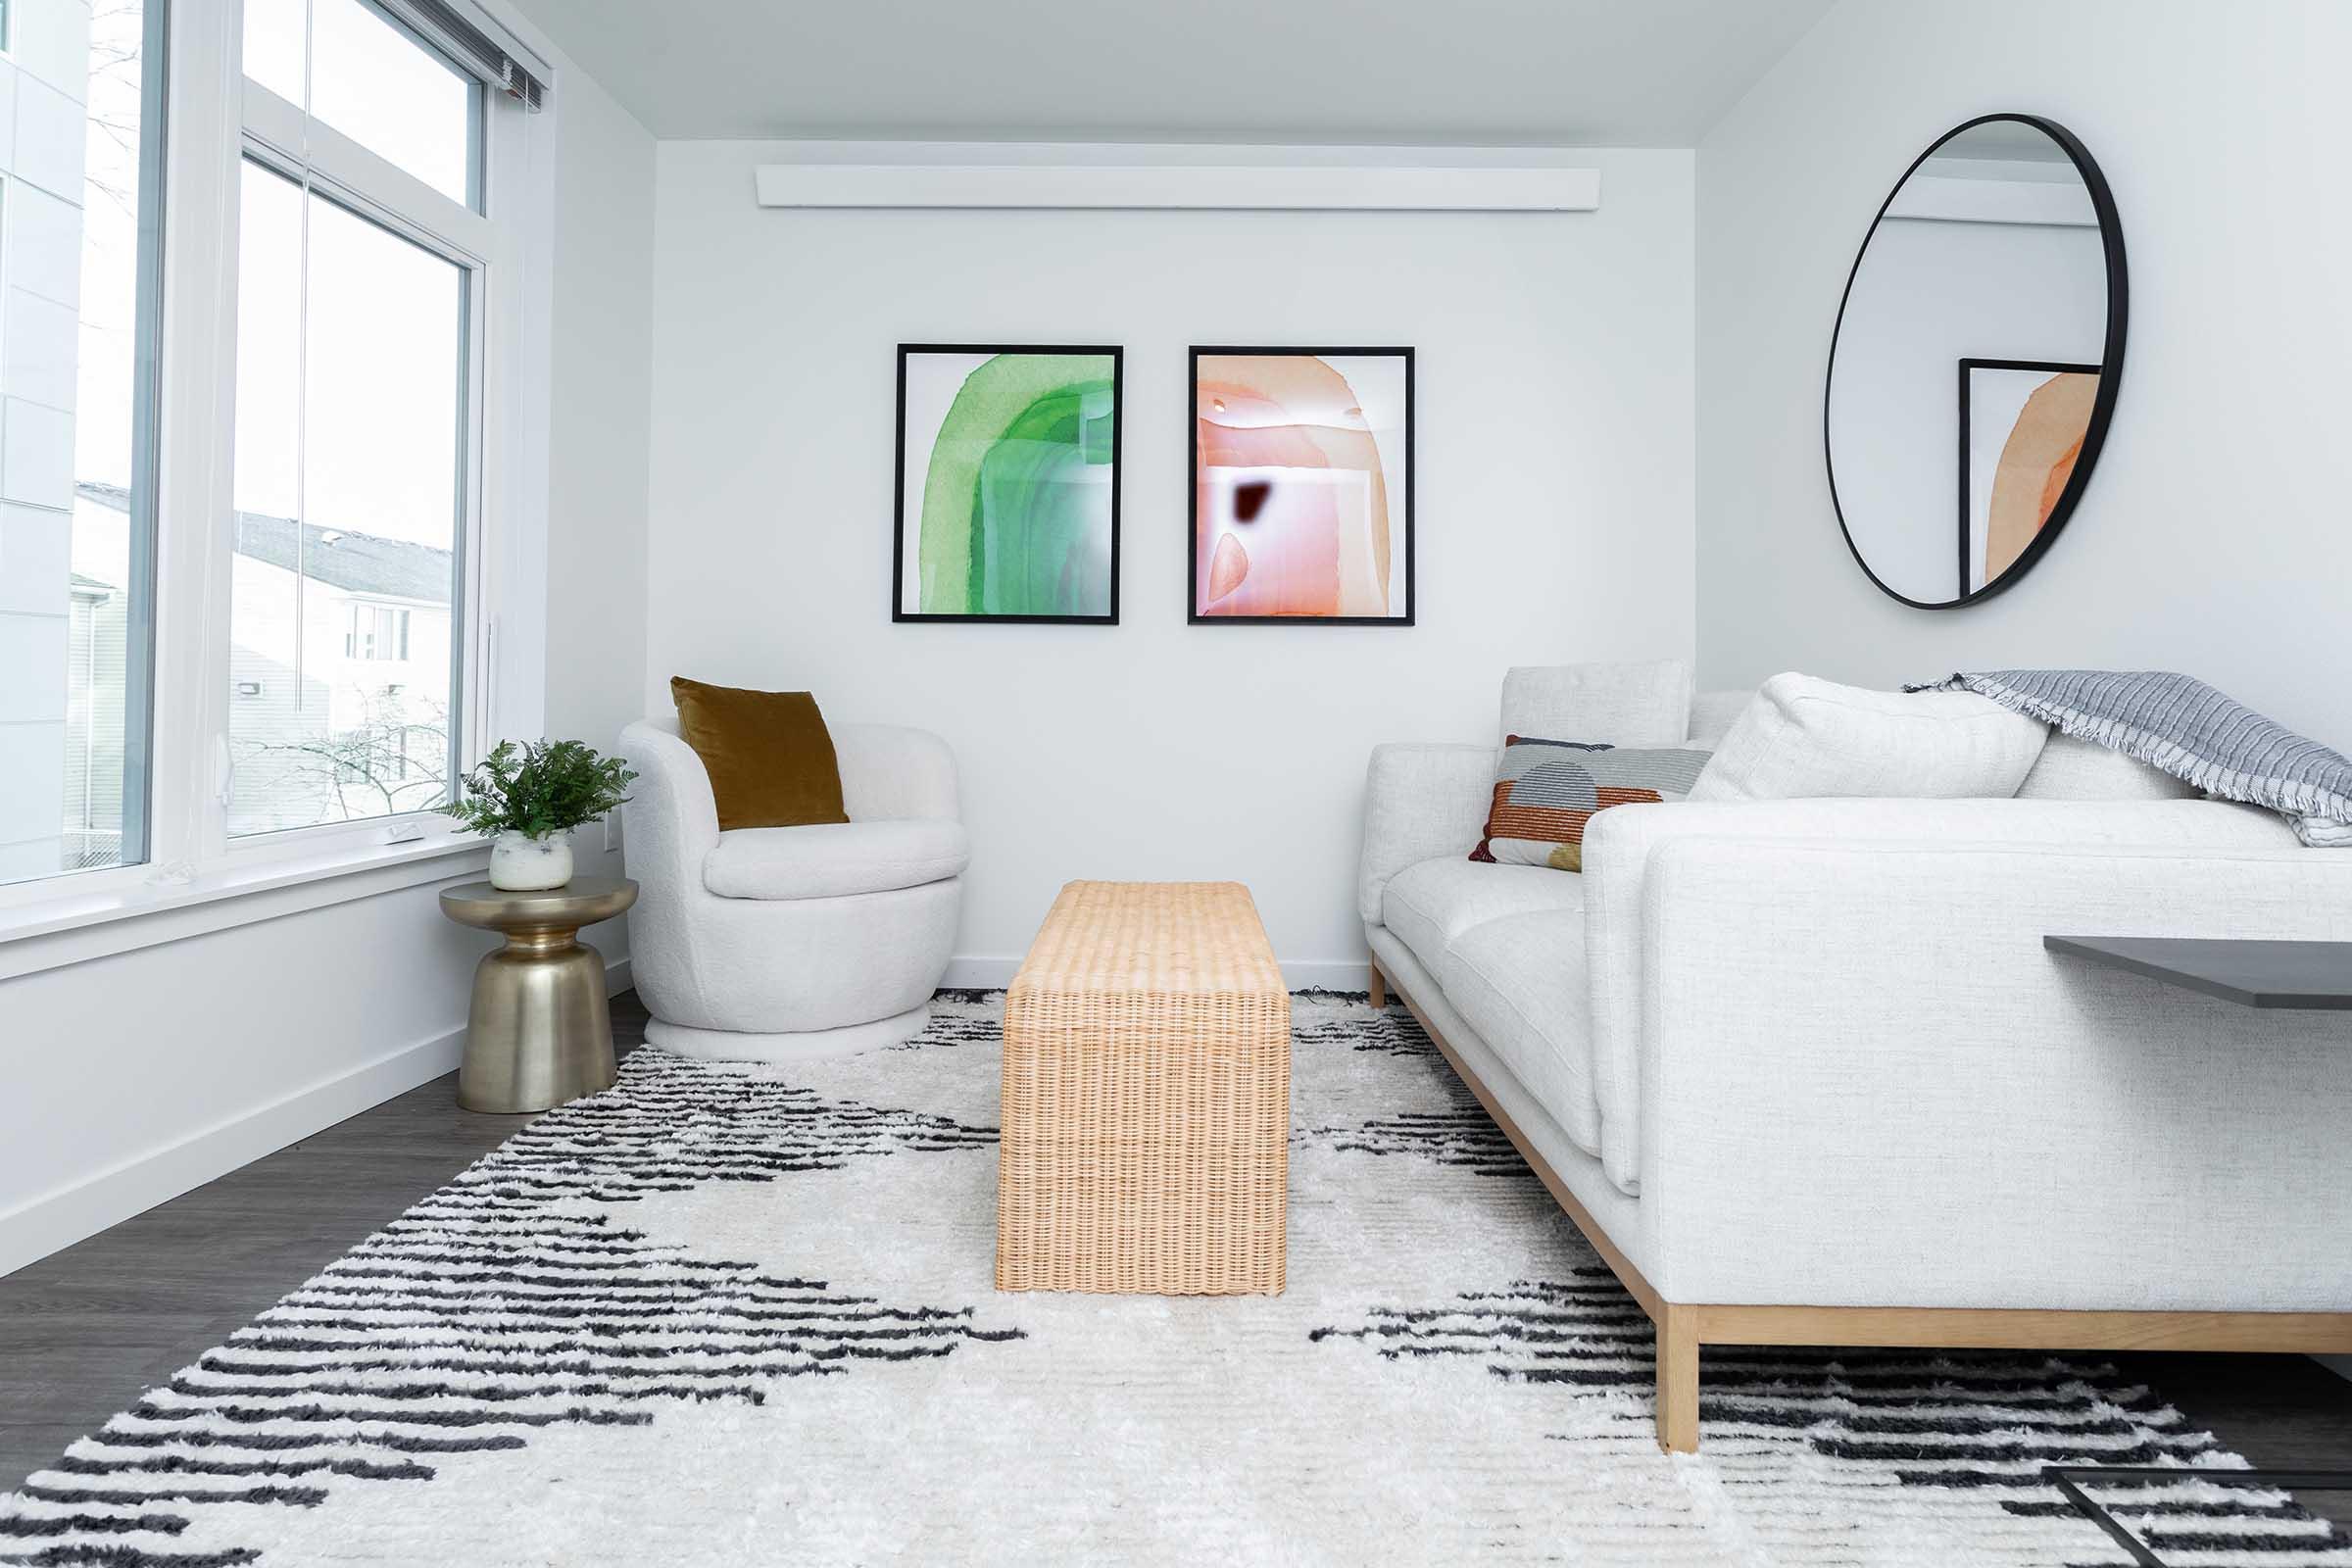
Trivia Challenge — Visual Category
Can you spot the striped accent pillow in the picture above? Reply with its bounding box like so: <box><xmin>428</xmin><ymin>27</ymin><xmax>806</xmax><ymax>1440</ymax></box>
<box><xmin>1470</xmin><ymin>736</ymin><xmax>1712</xmax><ymax>872</ymax></box>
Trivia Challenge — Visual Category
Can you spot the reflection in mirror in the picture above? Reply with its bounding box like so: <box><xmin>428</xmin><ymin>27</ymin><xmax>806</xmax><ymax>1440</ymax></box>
<box><xmin>1826</xmin><ymin>116</ymin><xmax>2125</xmax><ymax>607</ymax></box>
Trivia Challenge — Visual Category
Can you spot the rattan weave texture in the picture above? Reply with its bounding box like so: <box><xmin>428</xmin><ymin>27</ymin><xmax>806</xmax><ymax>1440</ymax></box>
<box><xmin>997</xmin><ymin>881</ymin><xmax>1292</xmax><ymax>1295</ymax></box>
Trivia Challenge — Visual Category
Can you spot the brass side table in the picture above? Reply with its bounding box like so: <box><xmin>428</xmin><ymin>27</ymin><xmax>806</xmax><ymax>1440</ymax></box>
<box><xmin>440</xmin><ymin>876</ymin><xmax>638</xmax><ymax>1112</ymax></box>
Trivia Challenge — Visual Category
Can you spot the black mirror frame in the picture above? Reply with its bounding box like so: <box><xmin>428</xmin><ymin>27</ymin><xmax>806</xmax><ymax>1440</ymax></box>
<box><xmin>1822</xmin><ymin>113</ymin><xmax>2129</xmax><ymax>611</ymax></box>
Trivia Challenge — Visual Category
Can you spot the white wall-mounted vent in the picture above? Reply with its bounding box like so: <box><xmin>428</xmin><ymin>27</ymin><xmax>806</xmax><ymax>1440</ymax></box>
<box><xmin>752</xmin><ymin>144</ymin><xmax>1601</xmax><ymax>214</ymax></box>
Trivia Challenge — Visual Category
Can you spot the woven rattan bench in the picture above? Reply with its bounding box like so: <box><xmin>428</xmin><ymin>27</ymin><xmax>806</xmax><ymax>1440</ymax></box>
<box><xmin>996</xmin><ymin>881</ymin><xmax>1292</xmax><ymax>1296</ymax></box>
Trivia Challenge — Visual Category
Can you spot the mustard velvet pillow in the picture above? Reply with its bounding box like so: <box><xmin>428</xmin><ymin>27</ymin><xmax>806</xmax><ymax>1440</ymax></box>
<box><xmin>669</xmin><ymin>677</ymin><xmax>849</xmax><ymax>830</ymax></box>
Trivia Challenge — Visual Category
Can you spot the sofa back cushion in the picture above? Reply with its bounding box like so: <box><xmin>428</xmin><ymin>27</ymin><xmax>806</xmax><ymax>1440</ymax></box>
<box><xmin>1499</xmin><ymin>661</ymin><xmax>1691</xmax><ymax>748</ymax></box>
<box><xmin>2015</xmin><ymin>731</ymin><xmax>2201</xmax><ymax>802</ymax></box>
<box><xmin>1687</xmin><ymin>689</ymin><xmax>1752</xmax><ymax>749</ymax></box>
<box><xmin>1689</xmin><ymin>671</ymin><xmax>2048</xmax><ymax>802</ymax></box>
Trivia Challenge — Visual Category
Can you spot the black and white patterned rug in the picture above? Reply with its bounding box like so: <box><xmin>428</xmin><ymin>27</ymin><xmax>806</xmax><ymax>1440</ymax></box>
<box><xmin>4</xmin><ymin>994</ymin><xmax>2346</xmax><ymax>1566</ymax></box>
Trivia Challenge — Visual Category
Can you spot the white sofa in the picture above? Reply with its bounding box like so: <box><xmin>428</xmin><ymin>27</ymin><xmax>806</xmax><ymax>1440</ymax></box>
<box><xmin>616</xmin><ymin>718</ymin><xmax>968</xmax><ymax>1059</ymax></box>
<box><xmin>1360</xmin><ymin>662</ymin><xmax>2352</xmax><ymax>1451</ymax></box>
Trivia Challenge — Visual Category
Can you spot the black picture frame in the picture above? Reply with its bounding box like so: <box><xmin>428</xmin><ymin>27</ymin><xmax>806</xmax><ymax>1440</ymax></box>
<box><xmin>1188</xmin><ymin>345</ymin><xmax>1415</xmax><ymax>626</ymax></box>
<box><xmin>892</xmin><ymin>343</ymin><xmax>1123</xmax><ymax>625</ymax></box>
<box><xmin>1956</xmin><ymin>356</ymin><xmax>2102</xmax><ymax>600</ymax></box>
<box><xmin>1822</xmin><ymin>113</ymin><xmax>2128</xmax><ymax>611</ymax></box>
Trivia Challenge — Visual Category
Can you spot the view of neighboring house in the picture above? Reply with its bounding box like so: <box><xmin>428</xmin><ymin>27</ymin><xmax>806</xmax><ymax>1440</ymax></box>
<box><xmin>66</xmin><ymin>483</ymin><xmax>455</xmax><ymax>851</ymax></box>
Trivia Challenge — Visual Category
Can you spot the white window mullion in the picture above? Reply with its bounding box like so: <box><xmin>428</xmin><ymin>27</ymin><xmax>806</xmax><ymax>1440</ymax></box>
<box><xmin>470</xmin><ymin>92</ymin><xmax>552</xmax><ymax>756</ymax></box>
<box><xmin>461</xmin><ymin>228</ymin><xmax>498</xmax><ymax>762</ymax></box>
<box><xmin>152</xmin><ymin>0</ymin><xmax>252</xmax><ymax>876</ymax></box>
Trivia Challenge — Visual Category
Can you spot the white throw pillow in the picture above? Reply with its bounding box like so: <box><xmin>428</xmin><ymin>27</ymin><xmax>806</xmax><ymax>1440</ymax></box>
<box><xmin>1689</xmin><ymin>672</ymin><xmax>2049</xmax><ymax>802</ymax></box>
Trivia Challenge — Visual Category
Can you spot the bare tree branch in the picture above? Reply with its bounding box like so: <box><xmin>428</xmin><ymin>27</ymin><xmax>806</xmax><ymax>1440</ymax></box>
<box><xmin>239</xmin><ymin>692</ymin><xmax>450</xmax><ymax>824</ymax></box>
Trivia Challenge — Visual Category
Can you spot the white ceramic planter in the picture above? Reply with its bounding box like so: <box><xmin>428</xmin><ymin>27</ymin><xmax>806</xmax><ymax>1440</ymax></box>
<box><xmin>489</xmin><ymin>831</ymin><xmax>573</xmax><ymax>892</ymax></box>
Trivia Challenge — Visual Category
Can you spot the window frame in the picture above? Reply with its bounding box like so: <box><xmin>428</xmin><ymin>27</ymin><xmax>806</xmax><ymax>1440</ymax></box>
<box><xmin>220</xmin><ymin>103</ymin><xmax>488</xmax><ymax>855</ymax></box>
<box><xmin>0</xmin><ymin>0</ymin><xmax>557</xmax><ymax>925</ymax></box>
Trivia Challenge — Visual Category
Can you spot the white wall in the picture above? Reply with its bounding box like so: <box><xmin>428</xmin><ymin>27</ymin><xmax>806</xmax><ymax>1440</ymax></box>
<box><xmin>0</xmin><ymin>57</ymin><xmax>657</xmax><ymax>1275</ymax></box>
<box><xmin>0</xmin><ymin>878</ymin><xmax>501</xmax><ymax>1272</ymax></box>
<box><xmin>1696</xmin><ymin>0</ymin><xmax>2352</xmax><ymax>745</ymax></box>
<box><xmin>644</xmin><ymin>143</ymin><xmax>1696</xmax><ymax>975</ymax></box>
<box><xmin>542</xmin><ymin>67</ymin><xmax>656</xmax><ymax>895</ymax></box>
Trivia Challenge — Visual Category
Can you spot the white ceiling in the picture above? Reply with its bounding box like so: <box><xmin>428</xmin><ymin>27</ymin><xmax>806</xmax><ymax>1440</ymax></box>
<box><xmin>506</xmin><ymin>0</ymin><xmax>1835</xmax><ymax>145</ymax></box>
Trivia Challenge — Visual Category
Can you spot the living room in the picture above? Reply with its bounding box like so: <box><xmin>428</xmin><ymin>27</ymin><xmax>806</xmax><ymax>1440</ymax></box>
<box><xmin>3</xmin><ymin>0</ymin><xmax>2348</xmax><ymax>1562</ymax></box>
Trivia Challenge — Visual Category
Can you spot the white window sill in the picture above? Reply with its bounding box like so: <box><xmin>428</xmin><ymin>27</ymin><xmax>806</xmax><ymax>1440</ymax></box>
<box><xmin>0</xmin><ymin>834</ymin><xmax>495</xmax><ymax>982</ymax></box>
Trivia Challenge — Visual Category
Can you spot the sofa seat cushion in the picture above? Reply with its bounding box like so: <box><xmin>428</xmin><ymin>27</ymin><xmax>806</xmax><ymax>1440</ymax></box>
<box><xmin>704</xmin><ymin>818</ymin><xmax>970</xmax><ymax>901</ymax></box>
<box><xmin>1381</xmin><ymin>858</ymin><xmax>1583</xmax><ymax>981</ymax></box>
<box><xmin>1438</xmin><ymin>910</ymin><xmax>1599</xmax><ymax>1156</ymax></box>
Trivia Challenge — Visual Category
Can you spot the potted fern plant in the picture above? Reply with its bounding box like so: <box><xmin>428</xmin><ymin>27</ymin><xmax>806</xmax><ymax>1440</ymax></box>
<box><xmin>442</xmin><ymin>739</ymin><xmax>639</xmax><ymax>891</ymax></box>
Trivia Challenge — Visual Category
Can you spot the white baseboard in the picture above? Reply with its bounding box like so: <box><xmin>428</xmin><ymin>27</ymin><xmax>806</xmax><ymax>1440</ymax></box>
<box><xmin>938</xmin><ymin>956</ymin><xmax>1022</xmax><ymax>989</ymax></box>
<box><xmin>940</xmin><ymin>956</ymin><xmax>1372</xmax><ymax>993</ymax></box>
<box><xmin>1278</xmin><ymin>958</ymin><xmax>1377</xmax><ymax>993</ymax></box>
<box><xmin>0</xmin><ymin>952</ymin><xmax>633</xmax><ymax>1279</ymax></box>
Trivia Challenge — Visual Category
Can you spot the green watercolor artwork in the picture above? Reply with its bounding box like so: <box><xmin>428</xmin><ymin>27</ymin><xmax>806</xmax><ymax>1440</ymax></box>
<box><xmin>895</xmin><ymin>347</ymin><xmax>1122</xmax><ymax>622</ymax></box>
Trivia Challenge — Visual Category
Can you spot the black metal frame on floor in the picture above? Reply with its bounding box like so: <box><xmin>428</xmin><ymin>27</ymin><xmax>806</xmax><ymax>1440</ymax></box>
<box><xmin>2046</xmin><ymin>1465</ymin><xmax>2352</xmax><ymax>1567</ymax></box>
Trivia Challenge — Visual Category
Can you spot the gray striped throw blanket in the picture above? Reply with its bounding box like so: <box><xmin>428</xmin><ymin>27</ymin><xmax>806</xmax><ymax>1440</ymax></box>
<box><xmin>1920</xmin><ymin>670</ymin><xmax>2352</xmax><ymax>847</ymax></box>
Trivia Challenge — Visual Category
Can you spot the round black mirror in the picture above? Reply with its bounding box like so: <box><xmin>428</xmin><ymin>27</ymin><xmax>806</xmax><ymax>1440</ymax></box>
<box><xmin>1825</xmin><ymin>115</ymin><xmax>2127</xmax><ymax>609</ymax></box>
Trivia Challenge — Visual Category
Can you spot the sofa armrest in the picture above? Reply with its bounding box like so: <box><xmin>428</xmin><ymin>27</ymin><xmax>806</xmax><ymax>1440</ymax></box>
<box><xmin>836</xmin><ymin>724</ymin><xmax>959</xmax><ymax>823</ymax></box>
<box><xmin>1627</xmin><ymin>831</ymin><xmax>2352</xmax><ymax>1308</ymax></box>
<box><xmin>1582</xmin><ymin>797</ymin><xmax>2302</xmax><ymax>1194</ymax></box>
<box><xmin>1359</xmin><ymin>743</ymin><xmax>1496</xmax><ymax>926</ymax></box>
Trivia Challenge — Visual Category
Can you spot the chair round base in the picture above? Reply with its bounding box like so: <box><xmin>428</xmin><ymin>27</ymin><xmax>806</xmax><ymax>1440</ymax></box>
<box><xmin>644</xmin><ymin>1004</ymin><xmax>931</xmax><ymax>1063</ymax></box>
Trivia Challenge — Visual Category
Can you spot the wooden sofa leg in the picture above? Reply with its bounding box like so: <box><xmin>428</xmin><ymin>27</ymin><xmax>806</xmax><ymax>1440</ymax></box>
<box><xmin>1368</xmin><ymin>962</ymin><xmax>1387</xmax><ymax>1008</ymax></box>
<box><xmin>1655</xmin><ymin>1304</ymin><xmax>1699</xmax><ymax>1453</ymax></box>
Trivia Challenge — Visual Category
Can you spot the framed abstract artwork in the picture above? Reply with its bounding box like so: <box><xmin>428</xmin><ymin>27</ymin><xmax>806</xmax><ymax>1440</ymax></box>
<box><xmin>894</xmin><ymin>344</ymin><xmax>1123</xmax><ymax>623</ymax></box>
<box><xmin>1190</xmin><ymin>346</ymin><xmax>1414</xmax><ymax>624</ymax></box>
<box><xmin>1957</xmin><ymin>357</ymin><xmax>2100</xmax><ymax>598</ymax></box>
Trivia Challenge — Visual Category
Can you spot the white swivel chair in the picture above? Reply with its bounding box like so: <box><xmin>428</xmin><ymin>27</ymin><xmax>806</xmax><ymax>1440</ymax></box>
<box><xmin>614</xmin><ymin>718</ymin><xmax>967</xmax><ymax>1059</ymax></box>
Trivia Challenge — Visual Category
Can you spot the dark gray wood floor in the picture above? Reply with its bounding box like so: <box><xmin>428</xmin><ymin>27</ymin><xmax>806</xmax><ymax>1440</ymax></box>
<box><xmin>5</xmin><ymin>989</ymin><xmax>2348</xmax><ymax>1534</ymax></box>
<box><xmin>0</xmin><ymin>993</ymin><xmax>647</xmax><ymax>1494</ymax></box>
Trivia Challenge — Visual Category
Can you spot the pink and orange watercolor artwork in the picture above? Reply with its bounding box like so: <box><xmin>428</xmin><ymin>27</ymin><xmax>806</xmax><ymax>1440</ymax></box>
<box><xmin>1191</xmin><ymin>349</ymin><xmax>1413</xmax><ymax>623</ymax></box>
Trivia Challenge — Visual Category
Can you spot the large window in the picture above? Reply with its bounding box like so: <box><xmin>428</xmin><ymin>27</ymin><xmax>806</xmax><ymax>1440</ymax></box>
<box><xmin>0</xmin><ymin>0</ymin><xmax>165</xmax><ymax>886</ymax></box>
<box><xmin>225</xmin><ymin>158</ymin><xmax>468</xmax><ymax>837</ymax></box>
<box><xmin>0</xmin><ymin>0</ymin><xmax>548</xmax><ymax>896</ymax></box>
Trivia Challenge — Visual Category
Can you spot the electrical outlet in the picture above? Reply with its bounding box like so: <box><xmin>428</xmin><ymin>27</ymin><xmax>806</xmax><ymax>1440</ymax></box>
<box><xmin>604</xmin><ymin>812</ymin><xmax>623</xmax><ymax>854</ymax></box>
